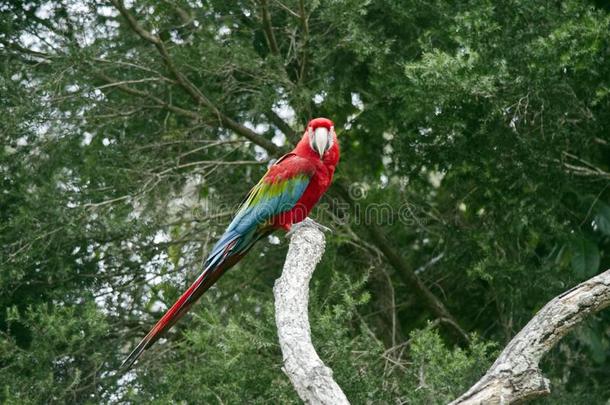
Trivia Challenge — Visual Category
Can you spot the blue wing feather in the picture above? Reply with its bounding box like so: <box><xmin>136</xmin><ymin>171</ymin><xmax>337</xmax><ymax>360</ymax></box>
<box><xmin>226</xmin><ymin>156</ymin><xmax>313</xmax><ymax>232</ymax></box>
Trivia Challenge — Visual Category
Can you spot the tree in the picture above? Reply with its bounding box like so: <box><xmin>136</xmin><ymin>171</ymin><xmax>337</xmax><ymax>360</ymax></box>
<box><xmin>1</xmin><ymin>0</ymin><xmax>609</xmax><ymax>403</ymax></box>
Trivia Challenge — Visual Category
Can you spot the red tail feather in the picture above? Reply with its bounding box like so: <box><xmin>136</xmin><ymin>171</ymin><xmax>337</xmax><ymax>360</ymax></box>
<box><xmin>121</xmin><ymin>242</ymin><xmax>242</xmax><ymax>369</ymax></box>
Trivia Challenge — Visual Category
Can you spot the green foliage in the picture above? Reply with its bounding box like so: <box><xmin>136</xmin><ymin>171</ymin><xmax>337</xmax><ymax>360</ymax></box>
<box><xmin>1</xmin><ymin>0</ymin><xmax>609</xmax><ymax>403</ymax></box>
<box><xmin>405</xmin><ymin>327</ymin><xmax>497</xmax><ymax>404</ymax></box>
<box><xmin>1</xmin><ymin>302</ymin><xmax>115</xmax><ymax>403</ymax></box>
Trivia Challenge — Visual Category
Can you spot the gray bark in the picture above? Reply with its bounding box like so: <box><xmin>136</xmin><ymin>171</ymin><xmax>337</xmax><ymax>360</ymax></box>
<box><xmin>451</xmin><ymin>269</ymin><xmax>610</xmax><ymax>404</ymax></box>
<box><xmin>273</xmin><ymin>220</ymin><xmax>350</xmax><ymax>405</ymax></box>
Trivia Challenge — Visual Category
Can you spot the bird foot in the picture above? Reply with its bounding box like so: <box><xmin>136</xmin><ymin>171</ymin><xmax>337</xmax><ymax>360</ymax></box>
<box><xmin>286</xmin><ymin>217</ymin><xmax>331</xmax><ymax>239</ymax></box>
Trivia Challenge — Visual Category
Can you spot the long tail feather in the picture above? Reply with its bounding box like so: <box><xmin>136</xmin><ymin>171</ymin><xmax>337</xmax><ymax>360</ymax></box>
<box><xmin>120</xmin><ymin>267</ymin><xmax>214</xmax><ymax>369</ymax></box>
<box><xmin>120</xmin><ymin>233</ymin><xmax>243</xmax><ymax>369</ymax></box>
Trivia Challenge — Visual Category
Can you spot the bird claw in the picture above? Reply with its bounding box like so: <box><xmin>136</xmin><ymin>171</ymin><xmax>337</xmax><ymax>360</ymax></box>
<box><xmin>306</xmin><ymin>218</ymin><xmax>332</xmax><ymax>233</ymax></box>
<box><xmin>285</xmin><ymin>217</ymin><xmax>331</xmax><ymax>238</ymax></box>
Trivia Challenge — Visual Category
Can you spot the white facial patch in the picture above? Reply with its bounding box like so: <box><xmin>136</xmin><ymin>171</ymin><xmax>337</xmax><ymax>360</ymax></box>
<box><xmin>310</xmin><ymin>127</ymin><xmax>331</xmax><ymax>157</ymax></box>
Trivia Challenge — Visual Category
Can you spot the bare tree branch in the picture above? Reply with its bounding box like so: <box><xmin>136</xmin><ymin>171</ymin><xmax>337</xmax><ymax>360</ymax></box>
<box><xmin>451</xmin><ymin>269</ymin><xmax>610</xmax><ymax>404</ymax></box>
<box><xmin>332</xmin><ymin>182</ymin><xmax>469</xmax><ymax>343</ymax></box>
<box><xmin>260</xmin><ymin>0</ymin><xmax>280</xmax><ymax>55</ymax></box>
<box><xmin>95</xmin><ymin>72</ymin><xmax>200</xmax><ymax>120</ymax></box>
<box><xmin>367</xmin><ymin>223</ymin><xmax>469</xmax><ymax>343</ymax></box>
<box><xmin>266</xmin><ymin>109</ymin><xmax>300</xmax><ymax>144</ymax></box>
<box><xmin>110</xmin><ymin>0</ymin><xmax>282</xmax><ymax>154</ymax></box>
<box><xmin>297</xmin><ymin>0</ymin><xmax>309</xmax><ymax>84</ymax></box>
<box><xmin>274</xmin><ymin>220</ymin><xmax>350</xmax><ymax>405</ymax></box>
<box><xmin>273</xmin><ymin>0</ymin><xmax>301</xmax><ymax>18</ymax></box>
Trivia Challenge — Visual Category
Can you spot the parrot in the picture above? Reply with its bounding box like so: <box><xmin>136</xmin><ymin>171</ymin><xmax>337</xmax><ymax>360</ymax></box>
<box><xmin>121</xmin><ymin>117</ymin><xmax>340</xmax><ymax>369</ymax></box>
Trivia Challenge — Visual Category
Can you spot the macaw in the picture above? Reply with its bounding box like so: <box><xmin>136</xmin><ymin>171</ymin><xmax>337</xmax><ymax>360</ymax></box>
<box><xmin>121</xmin><ymin>117</ymin><xmax>340</xmax><ymax>368</ymax></box>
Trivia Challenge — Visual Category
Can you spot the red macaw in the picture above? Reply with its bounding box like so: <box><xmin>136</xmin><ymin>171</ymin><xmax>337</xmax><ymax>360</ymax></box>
<box><xmin>121</xmin><ymin>117</ymin><xmax>340</xmax><ymax>368</ymax></box>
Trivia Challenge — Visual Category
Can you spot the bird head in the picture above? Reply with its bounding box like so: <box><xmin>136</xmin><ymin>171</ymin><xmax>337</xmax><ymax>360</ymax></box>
<box><xmin>307</xmin><ymin>117</ymin><xmax>335</xmax><ymax>158</ymax></box>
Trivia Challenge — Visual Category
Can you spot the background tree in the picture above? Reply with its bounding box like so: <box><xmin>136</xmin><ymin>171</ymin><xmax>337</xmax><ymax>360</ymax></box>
<box><xmin>1</xmin><ymin>0</ymin><xmax>609</xmax><ymax>403</ymax></box>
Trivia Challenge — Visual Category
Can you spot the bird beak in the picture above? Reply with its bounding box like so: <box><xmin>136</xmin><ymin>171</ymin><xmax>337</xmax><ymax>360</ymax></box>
<box><xmin>310</xmin><ymin>127</ymin><xmax>331</xmax><ymax>158</ymax></box>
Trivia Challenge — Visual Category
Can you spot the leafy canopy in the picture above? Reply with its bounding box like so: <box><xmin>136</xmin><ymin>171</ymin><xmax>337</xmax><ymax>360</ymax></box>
<box><xmin>1</xmin><ymin>0</ymin><xmax>609</xmax><ymax>403</ymax></box>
